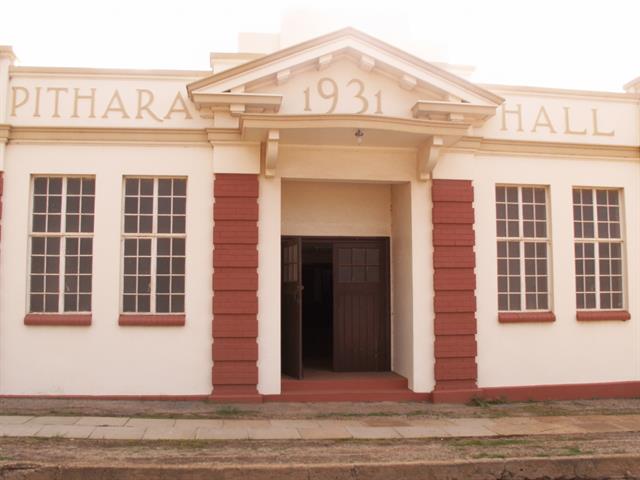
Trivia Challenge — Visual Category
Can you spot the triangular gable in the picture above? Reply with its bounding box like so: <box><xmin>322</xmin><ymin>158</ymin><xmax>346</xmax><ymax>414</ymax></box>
<box><xmin>187</xmin><ymin>28</ymin><xmax>503</xmax><ymax>109</ymax></box>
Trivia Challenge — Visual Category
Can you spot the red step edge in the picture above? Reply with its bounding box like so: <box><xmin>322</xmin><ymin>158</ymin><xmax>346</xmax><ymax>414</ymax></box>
<box><xmin>265</xmin><ymin>390</ymin><xmax>431</xmax><ymax>403</ymax></box>
<box><xmin>281</xmin><ymin>379</ymin><xmax>408</xmax><ymax>392</ymax></box>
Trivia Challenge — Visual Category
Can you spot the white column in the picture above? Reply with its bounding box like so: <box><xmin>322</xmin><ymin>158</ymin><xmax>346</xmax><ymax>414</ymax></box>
<box><xmin>410</xmin><ymin>179</ymin><xmax>434</xmax><ymax>392</ymax></box>
<box><xmin>257</xmin><ymin>175</ymin><xmax>281</xmax><ymax>394</ymax></box>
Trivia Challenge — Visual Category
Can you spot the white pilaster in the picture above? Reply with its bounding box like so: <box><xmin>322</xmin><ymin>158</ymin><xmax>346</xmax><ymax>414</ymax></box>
<box><xmin>257</xmin><ymin>175</ymin><xmax>282</xmax><ymax>394</ymax></box>
<box><xmin>410</xmin><ymin>179</ymin><xmax>434</xmax><ymax>392</ymax></box>
<box><xmin>0</xmin><ymin>46</ymin><xmax>16</xmax><ymax>171</ymax></box>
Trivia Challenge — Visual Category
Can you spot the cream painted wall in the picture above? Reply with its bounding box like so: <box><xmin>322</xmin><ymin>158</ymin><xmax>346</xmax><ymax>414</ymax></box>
<box><xmin>279</xmin><ymin>145</ymin><xmax>417</xmax><ymax>183</ymax></box>
<box><xmin>281</xmin><ymin>180</ymin><xmax>392</xmax><ymax>237</ymax></box>
<box><xmin>478</xmin><ymin>91</ymin><xmax>640</xmax><ymax>146</ymax></box>
<box><xmin>8</xmin><ymin>73</ymin><xmax>211</xmax><ymax>128</ymax></box>
<box><xmin>435</xmin><ymin>152</ymin><xmax>640</xmax><ymax>388</ymax></box>
<box><xmin>0</xmin><ymin>143</ymin><xmax>213</xmax><ymax>395</ymax></box>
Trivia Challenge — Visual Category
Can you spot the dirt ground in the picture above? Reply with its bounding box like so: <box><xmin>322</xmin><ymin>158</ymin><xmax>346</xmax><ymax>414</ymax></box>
<box><xmin>2</xmin><ymin>397</ymin><xmax>640</xmax><ymax>420</ymax></box>
<box><xmin>0</xmin><ymin>432</ymin><xmax>639</xmax><ymax>467</ymax></box>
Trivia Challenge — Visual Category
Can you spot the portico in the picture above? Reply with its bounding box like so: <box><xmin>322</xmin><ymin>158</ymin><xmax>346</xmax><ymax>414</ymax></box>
<box><xmin>191</xmin><ymin>28</ymin><xmax>502</xmax><ymax>401</ymax></box>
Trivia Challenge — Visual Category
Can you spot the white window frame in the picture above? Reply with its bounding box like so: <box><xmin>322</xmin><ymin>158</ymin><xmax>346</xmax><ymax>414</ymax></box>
<box><xmin>120</xmin><ymin>176</ymin><xmax>187</xmax><ymax>314</ymax></box>
<box><xmin>27</xmin><ymin>175</ymin><xmax>95</xmax><ymax>314</ymax></box>
<box><xmin>496</xmin><ymin>184</ymin><xmax>553</xmax><ymax>312</ymax></box>
<box><xmin>573</xmin><ymin>186</ymin><xmax>626</xmax><ymax>311</ymax></box>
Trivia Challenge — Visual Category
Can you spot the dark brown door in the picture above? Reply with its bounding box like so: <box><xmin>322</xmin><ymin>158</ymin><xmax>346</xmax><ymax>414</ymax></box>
<box><xmin>281</xmin><ymin>237</ymin><xmax>303</xmax><ymax>379</ymax></box>
<box><xmin>333</xmin><ymin>239</ymin><xmax>390</xmax><ymax>372</ymax></box>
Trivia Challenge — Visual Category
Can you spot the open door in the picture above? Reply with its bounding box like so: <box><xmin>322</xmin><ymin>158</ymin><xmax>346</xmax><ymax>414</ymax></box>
<box><xmin>333</xmin><ymin>239</ymin><xmax>390</xmax><ymax>372</ymax></box>
<box><xmin>281</xmin><ymin>237</ymin><xmax>303</xmax><ymax>379</ymax></box>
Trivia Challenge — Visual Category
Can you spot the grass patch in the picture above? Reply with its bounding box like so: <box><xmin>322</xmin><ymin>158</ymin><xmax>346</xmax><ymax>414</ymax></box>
<box><xmin>314</xmin><ymin>409</ymin><xmax>435</xmax><ymax>419</ymax></box>
<box><xmin>452</xmin><ymin>438</ymin><xmax>533</xmax><ymax>448</ymax></box>
<box><xmin>559</xmin><ymin>446</ymin><xmax>592</xmax><ymax>457</ymax></box>
<box><xmin>471</xmin><ymin>452</ymin><xmax>507</xmax><ymax>459</ymax></box>
<box><xmin>314</xmin><ymin>411</ymin><xmax>398</xmax><ymax>419</ymax></box>
<box><xmin>468</xmin><ymin>396</ymin><xmax>508</xmax><ymax>408</ymax></box>
<box><xmin>213</xmin><ymin>405</ymin><xmax>254</xmax><ymax>417</ymax></box>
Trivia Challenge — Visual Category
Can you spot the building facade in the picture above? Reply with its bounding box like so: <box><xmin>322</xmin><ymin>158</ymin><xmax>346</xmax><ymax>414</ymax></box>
<box><xmin>0</xmin><ymin>28</ymin><xmax>639</xmax><ymax>403</ymax></box>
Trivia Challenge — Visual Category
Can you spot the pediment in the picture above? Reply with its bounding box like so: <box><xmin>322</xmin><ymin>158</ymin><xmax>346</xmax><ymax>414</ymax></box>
<box><xmin>187</xmin><ymin>28</ymin><xmax>503</xmax><ymax>122</ymax></box>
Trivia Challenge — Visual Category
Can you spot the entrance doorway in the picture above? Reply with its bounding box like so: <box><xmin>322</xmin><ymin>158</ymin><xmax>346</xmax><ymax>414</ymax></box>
<box><xmin>281</xmin><ymin>237</ymin><xmax>390</xmax><ymax>379</ymax></box>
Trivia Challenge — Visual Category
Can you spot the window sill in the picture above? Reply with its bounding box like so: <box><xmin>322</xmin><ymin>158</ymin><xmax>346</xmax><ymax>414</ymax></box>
<box><xmin>119</xmin><ymin>314</ymin><xmax>186</xmax><ymax>326</ymax></box>
<box><xmin>498</xmin><ymin>312</ymin><xmax>556</xmax><ymax>323</ymax></box>
<box><xmin>576</xmin><ymin>310</ymin><xmax>631</xmax><ymax>322</ymax></box>
<box><xmin>24</xmin><ymin>314</ymin><xmax>92</xmax><ymax>326</ymax></box>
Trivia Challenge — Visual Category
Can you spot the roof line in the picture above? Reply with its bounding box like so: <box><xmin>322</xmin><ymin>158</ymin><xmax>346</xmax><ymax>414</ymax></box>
<box><xmin>187</xmin><ymin>27</ymin><xmax>504</xmax><ymax>105</ymax></box>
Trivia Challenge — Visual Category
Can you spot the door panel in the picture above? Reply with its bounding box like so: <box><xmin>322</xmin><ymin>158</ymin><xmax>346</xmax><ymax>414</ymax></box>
<box><xmin>281</xmin><ymin>237</ymin><xmax>303</xmax><ymax>379</ymax></box>
<box><xmin>333</xmin><ymin>239</ymin><xmax>390</xmax><ymax>372</ymax></box>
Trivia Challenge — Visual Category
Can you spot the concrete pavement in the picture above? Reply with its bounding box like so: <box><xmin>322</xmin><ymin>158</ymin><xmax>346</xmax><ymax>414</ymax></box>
<box><xmin>0</xmin><ymin>413</ymin><xmax>638</xmax><ymax>440</ymax></box>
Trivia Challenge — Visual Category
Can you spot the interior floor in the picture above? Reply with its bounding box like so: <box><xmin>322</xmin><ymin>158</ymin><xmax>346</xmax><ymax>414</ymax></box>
<box><xmin>301</xmin><ymin>242</ymin><xmax>333</xmax><ymax>373</ymax></box>
<box><xmin>296</xmin><ymin>368</ymin><xmax>402</xmax><ymax>380</ymax></box>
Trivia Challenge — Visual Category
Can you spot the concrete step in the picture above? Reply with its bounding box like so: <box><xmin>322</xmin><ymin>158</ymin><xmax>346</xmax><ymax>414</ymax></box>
<box><xmin>281</xmin><ymin>376</ymin><xmax>408</xmax><ymax>392</ymax></box>
<box><xmin>266</xmin><ymin>389</ymin><xmax>430</xmax><ymax>403</ymax></box>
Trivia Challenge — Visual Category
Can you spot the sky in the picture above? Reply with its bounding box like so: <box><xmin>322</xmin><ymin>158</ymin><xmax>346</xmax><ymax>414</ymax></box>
<box><xmin>1</xmin><ymin>0</ymin><xmax>639</xmax><ymax>92</ymax></box>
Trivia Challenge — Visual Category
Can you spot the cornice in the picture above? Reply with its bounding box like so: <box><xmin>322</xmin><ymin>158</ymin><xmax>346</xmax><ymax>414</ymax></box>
<box><xmin>481</xmin><ymin>83</ymin><xmax>640</xmax><ymax>103</ymax></box>
<box><xmin>10</xmin><ymin>66</ymin><xmax>210</xmax><ymax>80</ymax></box>
<box><xmin>0</xmin><ymin>124</ymin><xmax>10</xmax><ymax>144</ymax></box>
<box><xmin>624</xmin><ymin>76</ymin><xmax>640</xmax><ymax>93</ymax></box>
<box><xmin>240</xmin><ymin>113</ymin><xmax>472</xmax><ymax>137</ymax></box>
<box><xmin>0</xmin><ymin>46</ymin><xmax>16</xmax><ymax>62</ymax></box>
<box><xmin>452</xmin><ymin>136</ymin><xmax>640</xmax><ymax>160</ymax></box>
<box><xmin>8</xmin><ymin>126</ymin><xmax>209</xmax><ymax>144</ymax></box>
<box><xmin>3</xmin><ymin>125</ymin><xmax>637</xmax><ymax>161</ymax></box>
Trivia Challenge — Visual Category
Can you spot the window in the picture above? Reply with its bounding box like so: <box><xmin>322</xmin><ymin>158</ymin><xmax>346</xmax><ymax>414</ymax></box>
<box><xmin>29</xmin><ymin>176</ymin><xmax>95</xmax><ymax>313</ymax></box>
<box><xmin>496</xmin><ymin>185</ymin><xmax>550</xmax><ymax>312</ymax></box>
<box><xmin>573</xmin><ymin>188</ymin><xmax>624</xmax><ymax>310</ymax></box>
<box><xmin>337</xmin><ymin>247</ymin><xmax>380</xmax><ymax>283</ymax></box>
<box><xmin>122</xmin><ymin>177</ymin><xmax>186</xmax><ymax>314</ymax></box>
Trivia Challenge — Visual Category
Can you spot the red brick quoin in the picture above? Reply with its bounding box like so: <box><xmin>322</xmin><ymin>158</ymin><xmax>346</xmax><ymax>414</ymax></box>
<box><xmin>212</xmin><ymin>174</ymin><xmax>261</xmax><ymax>402</ymax></box>
<box><xmin>432</xmin><ymin>179</ymin><xmax>479</xmax><ymax>403</ymax></box>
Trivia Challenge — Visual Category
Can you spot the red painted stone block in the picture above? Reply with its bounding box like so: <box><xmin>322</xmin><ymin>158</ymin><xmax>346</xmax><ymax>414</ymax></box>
<box><xmin>214</xmin><ymin>197</ymin><xmax>259</xmax><ymax>221</ymax></box>
<box><xmin>212</xmin><ymin>362</ymin><xmax>259</xmax><ymax>385</ymax></box>
<box><xmin>432</xmin><ymin>224</ymin><xmax>475</xmax><ymax>246</ymax></box>
<box><xmin>213</xmin><ymin>244</ymin><xmax>258</xmax><ymax>268</ymax></box>
<box><xmin>434</xmin><ymin>269</ymin><xmax>476</xmax><ymax>291</ymax></box>
<box><xmin>213</xmin><ymin>314</ymin><xmax>259</xmax><ymax>338</ymax></box>
<box><xmin>213</xmin><ymin>338</ymin><xmax>259</xmax><ymax>361</ymax></box>
<box><xmin>213</xmin><ymin>291</ymin><xmax>258</xmax><ymax>315</ymax></box>
<box><xmin>434</xmin><ymin>313</ymin><xmax>477</xmax><ymax>335</ymax></box>
<box><xmin>434</xmin><ymin>335</ymin><xmax>477</xmax><ymax>358</ymax></box>
<box><xmin>432</xmin><ymin>202</ymin><xmax>475</xmax><ymax>224</ymax></box>
<box><xmin>213</xmin><ymin>268</ymin><xmax>259</xmax><ymax>291</ymax></box>
<box><xmin>214</xmin><ymin>174</ymin><xmax>259</xmax><ymax>198</ymax></box>
<box><xmin>434</xmin><ymin>291</ymin><xmax>476</xmax><ymax>313</ymax></box>
<box><xmin>213</xmin><ymin>221</ymin><xmax>258</xmax><ymax>245</ymax></box>
<box><xmin>434</xmin><ymin>358</ymin><xmax>477</xmax><ymax>381</ymax></box>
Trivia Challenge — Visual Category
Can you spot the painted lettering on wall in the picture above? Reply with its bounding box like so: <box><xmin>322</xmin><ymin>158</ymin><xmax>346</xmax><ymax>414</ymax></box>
<box><xmin>303</xmin><ymin>78</ymin><xmax>384</xmax><ymax>114</ymax></box>
<box><xmin>500</xmin><ymin>103</ymin><xmax>615</xmax><ymax>137</ymax></box>
<box><xmin>11</xmin><ymin>86</ymin><xmax>196</xmax><ymax>122</ymax></box>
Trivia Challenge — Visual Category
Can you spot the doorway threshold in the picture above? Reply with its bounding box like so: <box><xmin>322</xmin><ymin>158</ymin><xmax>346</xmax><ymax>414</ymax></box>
<box><xmin>264</xmin><ymin>371</ymin><xmax>431</xmax><ymax>403</ymax></box>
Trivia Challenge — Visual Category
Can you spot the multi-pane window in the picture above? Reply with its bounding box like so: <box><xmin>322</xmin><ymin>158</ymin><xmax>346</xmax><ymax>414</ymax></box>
<box><xmin>29</xmin><ymin>176</ymin><xmax>95</xmax><ymax>313</ymax></box>
<box><xmin>496</xmin><ymin>186</ymin><xmax>550</xmax><ymax>311</ymax></box>
<box><xmin>122</xmin><ymin>178</ymin><xmax>186</xmax><ymax>314</ymax></box>
<box><xmin>573</xmin><ymin>188</ymin><xmax>624</xmax><ymax>310</ymax></box>
<box><xmin>337</xmin><ymin>247</ymin><xmax>380</xmax><ymax>283</ymax></box>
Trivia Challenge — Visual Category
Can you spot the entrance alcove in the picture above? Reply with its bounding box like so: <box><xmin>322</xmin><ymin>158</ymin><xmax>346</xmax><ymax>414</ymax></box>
<box><xmin>277</xmin><ymin>178</ymin><xmax>425</xmax><ymax>400</ymax></box>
